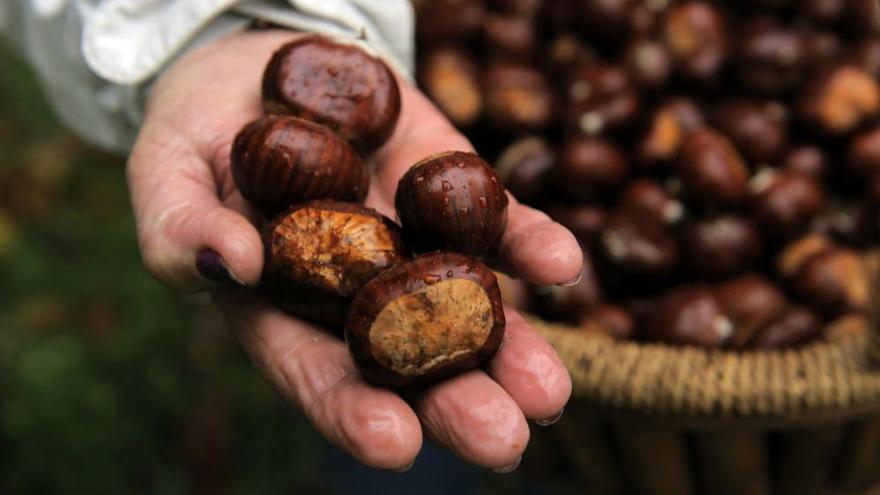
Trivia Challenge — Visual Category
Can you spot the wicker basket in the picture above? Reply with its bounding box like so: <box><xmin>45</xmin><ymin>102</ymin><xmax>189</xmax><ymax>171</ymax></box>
<box><xmin>528</xmin><ymin>253</ymin><xmax>880</xmax><ymax>495</ymax></box>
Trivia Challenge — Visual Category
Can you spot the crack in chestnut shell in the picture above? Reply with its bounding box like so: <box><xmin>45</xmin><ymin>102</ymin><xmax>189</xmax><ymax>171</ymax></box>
<box><xmin>345</xmin><ymin>252</ymin><xmax>505</xmax><ymax>388</ymax></box>
<box><xmin>262</xmin><ymin>36</ymin><xmax>401</xmax><ymax>153</ymax></box>
<box><xmin>231</xmin><ymin>116</ymin><xmax>368</xmax><ymax>215</ymax></box>
<box><xmin>395</xmin><ymin>151</ymin><xmax>509</xmax><ymax>257</ymax></box>
<box><xmin>260</xmin><ymin>201</ymin><xmax>407</xmax><ymax>327</ymax></box>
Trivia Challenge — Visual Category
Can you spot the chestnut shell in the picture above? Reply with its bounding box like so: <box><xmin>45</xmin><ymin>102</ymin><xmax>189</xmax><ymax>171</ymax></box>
<box><xmin>395</xmin><ymin>151</ymin><xmax>509</xmax><ymax>257</ymax></box>
<box><xmin>262</xmin><ymin>36</ymin><xmax>401</xmax><ymax>152</ymax></box>
<box><xmin>261</xmin><ymin>201</ymin><xmax>407</xmax><ymax>327</ymax></box>
<box><xmin>346</xmin><ymin>252</ymin><xmax>505</xmax><ymax>388</ymax></box>
<box><xmin>231</xmin><ymin>116</ymin><xmax>368</xmax><ymax>215</ymax></box>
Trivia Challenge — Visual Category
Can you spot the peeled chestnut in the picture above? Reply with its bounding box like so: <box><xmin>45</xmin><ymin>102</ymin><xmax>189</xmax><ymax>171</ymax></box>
<box><xmin>642</xmin><ymin>286</ymin><xmax>733</xmax><ymax>348</ymax></box>
<box><xmin>563</xmin><ymin>63</ymin><xmax>641</xmax><ymax>135</ymax></box>
<box><xmin>261</xmin><ymin>201</ymin><xmax>407</xmax><ymax>326</ymax></box>
<box><xmin>483</xmin><ymin>63</ymin><xmax>556</xmax><ymax>133</ymax></box>
<box><xmin>494</xmin><ymin>136</ymin><xmax>554</xmax><ymax>205</ymax></box>
<box><xmin>750</xmin><ymin>169</ymin><xmax>825</xmax><ymax>240</ymax></box>
<box><xmin>262</xmin><ymin>36</ymin><xmax>401</xmax><ymax>152</ymax></box>
<box><xmin>231</xmin><ymin>116</ymin><xmax>368</xmax><ymax>215</ymax></box>
<box><xmin>790</xmin><ymin>248</ymin><xmax>870</xmax><ymax>319</ymax></box>
<box><xmin>714</xmin><ymin>274</ymin><xmax>787</xmax><ymax>349</ymax></box>
<box><xmin>396</xmin><ymin>151</ymin><xmax>508</xmax><ymax>257</ymax></box>
<box><xmin>748</xmin><ymin>307</ymin><xmax>823</xmax><ymax>350</ymax></box>
<box><xmin>677</xmin><ymin>129</ymin><xmax>749</xmax><ymax>207</ymax></box>
<box><xmin>346</xmin><ymin>252</ymin><xmax>505</xmax><ymax>388</ymax></box>
<box><xmin>552</xmin><ymin>135</ymin><xmax>628</xmax><ymax>200</ymax></box>
<box><xmin>662</xmin><ymin>2</ymin><xmax>729</xmax><ymax>85</ymax></box>
<box><xmin>419</xmin><ymin>48</ymin><xmax>483</xmax><ymax>127</ymax></box>
<box><xmin>797</xmin><ymin>65</ymin><xmax>880</xmax><ymax>136</ymax></box>
<box><xmin>680</xmin><ymin>214</ymin><xmax>763</xmax><ymax>279</ymax></box>
<box><xmin>712</xmin><ymin>99</ymin><xmax>788</xmax><ymax>164</ymax></box>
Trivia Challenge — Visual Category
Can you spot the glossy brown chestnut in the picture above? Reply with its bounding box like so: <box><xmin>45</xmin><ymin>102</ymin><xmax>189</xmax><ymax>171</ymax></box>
<box><xmin>797</xmin><ymin>65</ymin><xmax>880</xmax><ymax>136</ymax></box>
<box><xmin>846</xmin><ymin>126</ymin><xmax>880</xmax><ymax>178</ymax></box>
<box><xmin>677</xmin><ymin>129</ymin><xmax>749</xmax><ymax>206</ymax></box>
<box><xmin>747</xmin><ymin>306</ymin><xmax>823</xmax><ymax>350</ymax></box>
<box><xmin>750</xmin><ymin>169</ymin><xmax>825</xmax><ymax>240</ymax></box>
<box><xmin>532</xmin><ymin>258</ymin><xmax>603</xmax><ymax>323</ymax></box>
<box><xmin>261</xmin><ymin>37</ymin><xmax>401</xmax><ymax>153</ymax></box>
<box><xmin>642</xmin><ymin>286</ymin><xmax>733</xmax><ymax>348</ymax></box>
<box><xmin>712</xmin><ymin>99</ymin><xmax>788</xmax><ymax>164</ymax></box>
<box><xmin>619</xmin><ymin>179</ymin><xmax>684</xmax><ymax>226</ymax></box>
<box><xmin>231</xmin><ymin>116</ymin><xmax>368</xmax><ymax>215</ymax></box>
<box><xmin>736</xmin><ymin>18</ymin><xmax>806</xmax><ymax>95</ymax></box>
<box><xmin>261</xmin><ymin>201</ymin><xmax>407</xmax><ymax>326</ymax></box>
<box><xmin>395</xmin><ymin>151</ymin><xmax>508</xmax><ymax>257</ymax></box>
<box><xmin>790</xmin><ymin>248</ymin><xmax>870</xmax><ymax>319</ymax></box>
<box><xmin>680</xmin><ymin>214</ymin><xmax>763</xmax><ymax>279</ymax></box>
<box><xmin>494</xmin><ymin>137</ymin><xmax>554</xmax><ymax>205</ymax></box>
<box><xmin>782</xmin><ymin>144</ymin><xmax>828</xmax><ymax>180</ymax></box>
<box><xmin>563</xmin><ymin>63</ymin><xmax>641</xmax><ymax>135</ymax></box>
<box><xmin>345</xmin><ymin>252</ymin><xmax>505</xmax><ymax>388</ymax></box>
<box><xmin>552</xmin><ymin>135</ymin><xmax>628</xmax><ymax>200</ymax></box>
<box><xmin>578</xmin><ymin>303</ymin><xmax>635</xmax><ymax>340</ymax></box>
<box><xmin>419</xmin><ymin>48</ymin><xmax>483</xmax><ymax>127</ymax></box>
<box><xmin>714</xmin><ymin>274</ymin><xmax>787</xmax><ymax>349</ymax></box>
<box><xmin>598</xmin><ymin>212</ymin><xmax>679</xmax><ymax>282</ymax></box>
<box><xmin>483</xmin><ymin>63</ymin><xmax>556</xmax><ymax>133</ymax></box>
<box><xmin>662</xmin><ymin>2</ymin><xmax>729</xmax><ymax>85</ymax></box>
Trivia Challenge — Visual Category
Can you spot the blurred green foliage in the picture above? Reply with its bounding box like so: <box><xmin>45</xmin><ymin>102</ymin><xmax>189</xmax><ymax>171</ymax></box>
<box><xmin>0</xmin><ymin>45</ymin><xmax>324</xmax><ymax>494</ymax></box>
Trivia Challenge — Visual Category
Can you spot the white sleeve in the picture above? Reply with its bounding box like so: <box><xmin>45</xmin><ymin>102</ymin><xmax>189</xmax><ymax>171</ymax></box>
<box><xmin>0</xmin><ymin>0</ymin><xmax>415</xmax><ymax>153</ymax></box>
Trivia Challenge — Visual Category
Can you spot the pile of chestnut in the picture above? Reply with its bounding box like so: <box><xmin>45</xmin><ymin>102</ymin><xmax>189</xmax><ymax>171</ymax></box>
<box><xmin>415</xmin><ymin>0</ymin><xmax>880</xmax><ymax>350</ymax></box>
<box><xmin>231</xmin><ymin>37</ymin><xmax>509</xmax><ymax>388</ymax></box>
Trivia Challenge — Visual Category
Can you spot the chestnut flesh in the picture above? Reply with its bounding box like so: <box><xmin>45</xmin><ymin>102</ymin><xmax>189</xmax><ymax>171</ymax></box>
<box><xmin>346</xmin><ymin>252</ymin><xmax>505</xmax><ymax>388</ymax></box>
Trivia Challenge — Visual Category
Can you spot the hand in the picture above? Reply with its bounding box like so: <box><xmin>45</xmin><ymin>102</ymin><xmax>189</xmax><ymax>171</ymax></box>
<box><xmin>128</xmin><ymin>30</ymin><xmax>583</xmax><ymax>471</ymax></box>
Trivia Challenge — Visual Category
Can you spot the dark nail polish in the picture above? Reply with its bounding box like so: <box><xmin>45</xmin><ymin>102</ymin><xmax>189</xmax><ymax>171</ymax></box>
<box><xmin>196</xmin><ymin>249</ymin><xmax>243</xmax><ymax>287</ymax></box>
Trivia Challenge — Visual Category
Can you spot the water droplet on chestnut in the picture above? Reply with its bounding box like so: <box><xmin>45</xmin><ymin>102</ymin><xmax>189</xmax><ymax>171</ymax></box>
<box><xmin>262</xmin><ymin>36</ymin><xmax>401</xmax><ymax>153</ymax></box>
<box><xmin>396</xmin><ymin>151</ymin><xmax>508</xmax><ymax>257</ymax></box>
<box><xmin>231</xmin><ymin>116</ymin><xmax>368</xmax><ymax>215</ymax></box>
<box><xmin>345</xmin><ymin>252</ymin><xmax>505</xmax><ymax>388</ymax></box>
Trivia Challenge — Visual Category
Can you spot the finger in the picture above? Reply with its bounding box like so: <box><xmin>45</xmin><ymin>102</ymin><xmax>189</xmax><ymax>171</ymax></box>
<box><xmin>373</xmin><ymin>82</ymin><xmax>583</xmax><ymax>285</ymax></box>
<box><xmin>128</xmin><ymin>126</ymin><xmax>264</xmax><ymax>291</ymax></box>
<box><xmin>414</xmin><ymin>370</ymin><xmax>530</xmax><ymax>470</ymax></box>
<box><xmin>486</xmin><ymin>309</ymin><xmax>571</xmax><ymax>422</ymax></box>
<box><xmin>213</xmin><ymin>290</ymin><xmax>423</xmax><ymax>470</ymax></box>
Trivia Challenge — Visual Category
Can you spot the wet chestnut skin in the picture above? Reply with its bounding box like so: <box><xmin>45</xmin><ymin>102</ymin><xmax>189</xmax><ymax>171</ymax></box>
<box><xmin>261</xmin><ymin>201</ymin><xmax>408</xmax><ymax>327</ymax></box>
<box><xmin>346</xmin><ymin>252</ymin><xmax>505</xmax><ymax>388</ymax></box>
<box><xmin>262</xmin><ymin>36</ymin><xmax>401</xmax><ymax>153</ymax></box>
<box><xmin>396</xmin><ymin>151</ymin><xmax>509</xmax><ymax>257</ymax></box>
<box><xmin>231</xmin><ymin>116</ymin><xmax>368</xmax><ymax>215</ymax></box>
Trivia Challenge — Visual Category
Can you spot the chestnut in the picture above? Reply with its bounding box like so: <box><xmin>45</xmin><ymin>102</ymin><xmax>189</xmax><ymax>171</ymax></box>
<box><xmin>781</xmin><ymin>144</ymin><xmax>828</xmax><ymax>181</ymax></box>
<box><xmin>483</xmin><ymin>63</ymin><xmax>556</xmax><ymax>133</ymax></box>
<box><xmin>803</xmin><ymin>0</ymin><xmax>845</xmax><ymax>24</ymax></box>
<box><xmin>416</xmin><ymin>0</ymin><xmax>486</xmax><ymax>45</ymax></box>
<box><xmin>552</xmin><ymin>135</ymin><xmax>629</xmax><ymax>200</ymax></box>
<box><xmin>747</xmin><ymin>307</ymin><xmax>823</xmax><ymax>350</ymax></box>
<box><xmin>711</xmin><ymin>99</ymin><xmax>788</xmax><ymax>164</ymax></box>
<box><xmin>797</xmin><ymin>65</ymin><xmax>880</xmax><ymax>136</ymax></box>
<box><xmin>662</xmin><ymin>2</ymin><xmax>729</xmax><ymax>85</ymax></box>
<box><xmin>345</xmin><ymin>252</ymin><xmax>505</xmax><ymax>388</ymax></box>
<box><xmin>598</xmin><ymin>211</ymin><xmax>679</xmax><ymax>283</ymax></box>
<box><xmin>543</xmin><ymin>33</ymin><xmax>596</xmax><ymax>77</ymax></box>
<box><xmin>714</xmin><ymin>274</ymin><xmax>787</xmax><ymax>349</ymax></box>
<box><xmin>636</xmin><ymin>97</ymin><xmax>705</xmax><ymax>170</ymax></box>
<box><xmin>677</xmin><ymin>129</ymin><xmax>750</xmax><ymax>207</ymax></box>
<box><xmin>563</xmin><ymin>63</ymin><xmax>641</xmax><ymax>135</ymax></box>
<box><xmin>545</xmin><ymin>204</ymin><xmax>608</xmax><ymax>247</ymax></box>
<box><xmin>261</xmin><ymin>201</ymin><xmax>407</xmax><ymax>326</ymax></box>
<box><xmin>231</xmin><ymin>116</ymin><xmax>368</xmax><ymax>215</ymax></box>
<box><xmin>790</xmin><ymin>248</ymin><xmax>870</xmax><ymax>319</ymax></box>
<box><xmin>642</xmin><ymin>286</ymin><xmax>733</xmax><ymax>348</ymax></box>
<box><xmin>395</xmin><ymin>151</ymin><xmax>508</xmax><ymax>257</ymax></box>
<box><xmin>494</xmin><ymin>136</ymin><xmax>554</xmax><ymax>205</ymax></box>
<box><xmin>619</xmin><ymin>179</ymin><xmax>684</xmax><ymax>226</ymax></box>
<box><xmin>419</xmin><ymin>48</ymin><xmax>483</xmax><ymax>127</ymax></box>
<box><xmin>846</xmin><ymin>126</ymin><xmax>880</xmax><ymax>178</ymax></box>
<box><xmin>262</xmin><ymin>36</ymin><xmax>401</xmax><ymax>153</ymax></box>
<box><xmin>482</xmin><ymin>14</ymin><xmax>537</xmax><ymax>61</ymax></box>
<box><xmin>531</xmin><ymin>257</ymin><xmax>603</xmax><ymax>323</ymax></box>
<box><xmin>680</xmin><ymin>214</ymin><xmax>763</xmax><ymax>279</ymax></box>
<box><xmin>578</xmin><ymin>303</ymin><xmax>635</xmax><ymax>340</ymax></box>
<box><xmin>736</xmin><ymin>18</ymin><xmax>806</xmax><ymax>95</ymax></box>
<box><xmin>623</xmin><ymin>37</ymin><xmax>672</xmax><ymax>91</ymax></box>
<box><xmin>776</xmin><ymin>234</ymin><xmax>834</xmax><ymax>280</ymax></box>
<box><xmin>750</xmin><ymin>169</ymin><xmax>825</xmax><ymax>240</ymax></box>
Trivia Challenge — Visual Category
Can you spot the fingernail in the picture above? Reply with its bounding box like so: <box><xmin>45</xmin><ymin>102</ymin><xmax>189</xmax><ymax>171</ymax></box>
<box><xmin>557</xmin><ymin>272</ymin><xmax>582</xmax><ymax>287</ymax></box>
<box><xmin>535</xmin><ymin>408</ymin><xmax>564</xmax><ymax>426</ymax></box>
<box><xmin>394</xmin><ymin>460</ymin><xmax>415</xmax><ymax>473</ymax></box>
<box><xmin>492</xmin><ymin>456</ymin><xmax>522</xmax><ymax>474</ymax></box>
<box><xmin>196</xmin><ymin>249</ymin><xmax>245</xmax><ymax>287</ymax></box>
